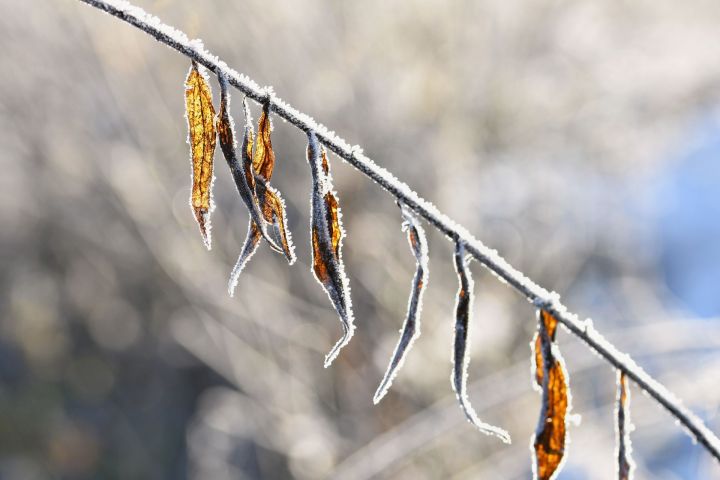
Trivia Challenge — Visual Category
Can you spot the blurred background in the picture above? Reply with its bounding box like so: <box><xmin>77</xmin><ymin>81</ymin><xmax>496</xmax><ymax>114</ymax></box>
<box><xmin>1</xmin><ymin>0</ymin><xmax>719</xmax><ymax>478</ymax></box>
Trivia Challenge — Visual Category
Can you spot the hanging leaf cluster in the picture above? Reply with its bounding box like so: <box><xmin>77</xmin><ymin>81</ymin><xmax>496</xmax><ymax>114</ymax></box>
<box><xmin>180</xmin><ymin>62</ymin><xmax>639</xmax><ymax>478</ymax></box>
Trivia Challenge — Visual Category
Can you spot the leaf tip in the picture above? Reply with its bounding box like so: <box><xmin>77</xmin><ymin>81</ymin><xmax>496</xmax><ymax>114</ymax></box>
<box><xmin>193</xmin><ymin>206</ymin><xmax>212</xmax><ymax>250</ymax></box>
<box><xmin>323</xmin><ymin>322</ymin><xmax>356</xmax><ymax>368</ymax></box>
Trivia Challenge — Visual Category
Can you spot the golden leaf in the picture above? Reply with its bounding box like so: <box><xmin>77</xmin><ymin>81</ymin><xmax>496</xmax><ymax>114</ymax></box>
<box><xmin>185</xmin><ymin>62</ymin><xmax>216</xmax><ymax>249</ymax></box>
<box><xmin>325</xmin><ymin>192</ymin><xmax>341</xmax><ymax>256</ymax></box>
<box><xmin>532</xmin><ymin>309</ymin><xmax>570</xmax><ymax>480</ymax></box>
<box><xmin>307</xmin><ymin>131</ymin><xmax>354</xmax><ymax>368</ymax></box>
<box><xmin>252</xmin><ymin>102</ymin><xmax>275</xmax><ymax>181</ymax></box>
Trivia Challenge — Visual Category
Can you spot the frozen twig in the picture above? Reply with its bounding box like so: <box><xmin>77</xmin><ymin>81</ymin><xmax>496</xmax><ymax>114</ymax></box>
<box><xmin>77</xmin><ymin>0</ymin><xmax>720</xmax><ymax>462</ymax></box>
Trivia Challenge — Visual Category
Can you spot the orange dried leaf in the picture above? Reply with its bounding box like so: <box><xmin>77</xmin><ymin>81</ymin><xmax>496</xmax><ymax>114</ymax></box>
<box><xmin>307</xmin><ymin>131</ymin><xmax>354</xmax><ymax>368</ymax></box>
<box><xmin>534</xmin><ymin>361</ymin><xmax>568</xmax><ymax>480</ymax></box>
<box><xmin>252</xmin><ymin>103</ymin><xmax>275</xmax><ymax>181</ymax></box>
<box><xmin>217</xmin><ymin>80</ymin><xmax>290</xmax><ymax>296</ymax></box>
<box><xmin>325</xmin><ymin>192</ymin><xmax>341</xmax><ymax>256</ymax></box>
<box><xmin>311</xmin><ymin>227</ymin><xmax>329</xmax><ymax>283</ymax></box>
<box><xmin>533</xmin><ymin>310</ymin><xmax>559</xmax><ymax>387</ymax></box>
<box><xmin>256</xmin><ymin>180</ymin><xmax>295</xmax><ymax>262</ymax></box>
<box><xmin>185</xmin><ymin>62</ymin><xmax>216</xmax><ymax>249</ymax></box>
<box><xmin>320</xmin><ymin>146</ymin><xmax>330</xmax><ymax>176</ymax></box>
<box><xmin>216</xmin><ymin>76</ymin><xmax>271</xmax><ymax>249</ymax></box>
<box><xmin>532</xmin><ymin>309</ymin><xmax>570</xmax><ymax>480</ymax></box>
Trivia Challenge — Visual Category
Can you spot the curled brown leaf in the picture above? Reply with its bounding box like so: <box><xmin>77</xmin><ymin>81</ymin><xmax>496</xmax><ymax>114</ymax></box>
<box><xmin>307</xmin><ymin>131</ymin><xmax>354</xmax><ymax>367</ymax></box>
<box><xmin>228</xmin><ymin>221</ymin><xmax>263</xmax><ymax>295</ymax></box>
<box><xmin>255</xmin><ymin>179</ymin><xmax>295</xmax><ymax>262</ymax></box>
<box><xmin>532</xmin><ymin>309</ymin><xmax>570</xmax><ymax>480</ymax></box>
<box><xmin>185</xmin><ymin>61</ymin><xmax>216</xmax><ymax>249</ymax></box>
<box><xmin>226</xmin><ymin>97</ymin><xmax>295</xmax><ymax>296</ymax></box>
<box><xmin>374</xmin><ymin>204</ymin><xmax>429</xmax><ymax>404</ymax></box>
<box><xmin>216</xmin><ymin>75</ymin><xmax>280</xmax><ymax>256</ymax></box>
<box><xmin>533</xmin><ymin>309</ymin><xmax>559</xmax><ymax>388</ymax></box>
<box><xmin>451</xmin><ymin>241</ymin><xmax>511</xmax><ymax>443</ymax></box>
<box><xmin>252</xmin><ymin>101</ymin><xmax>275</xmax><ymax>181</ymax></box>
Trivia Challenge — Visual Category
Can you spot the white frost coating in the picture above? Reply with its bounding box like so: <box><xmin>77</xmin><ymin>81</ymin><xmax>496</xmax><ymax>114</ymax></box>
<box><xmin>452</xmin><ymin>242</ymin><xmax>511</xmax><ymax>444</ymax></box>
<box><xmin>227</xmin><ymin>219</ymin><xmax>260</xmax><ymax>297</ymax></box>
<box><xmin>306</xmin><ymin>133</ymin><xmax>355</xmax><ymax>368</ymax></box>
<box><xmin>616</xmin><ymin>371</ymin><xmax>636</xmax><ymax>480</ymax></box>
<box><xmin>80</xmin><ymin>0</ymin><xmax>720</xmax><ymax>461</ymax></box>
<box><xmin>265</xmin><ymin>183</ymin><xmax>296</xmax><ymax>265</ymax></box>
<box><xmin>242</xmin><ymin>97</ymin><xmax>253</xmax><ymax>130</ymax></box>
<box><xmin>373</xmin><ymin>205</ymin><xmax>429</xmax><ymax>404</ymax></box>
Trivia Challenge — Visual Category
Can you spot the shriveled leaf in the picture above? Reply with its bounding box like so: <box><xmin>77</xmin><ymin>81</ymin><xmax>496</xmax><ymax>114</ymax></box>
<box><xmin>228</xmin><ymin>221</ymin><xmax>262</xmax><ymax>296</ymax></box>
<box><xmin>216</xmin><ymin>75</ymin><xmax>280</xmax><ymax>254</ymax></box>
<box><xmin>616</xmin><ymin>371</ymin><xmax>634</xmax><ymax>480</ymax></box>
<box><xmin>307</xmin><ymin>131</ymin><xmax>355</xmax><ymax>368</ymax></box>
<box><xmin>227</xmin><ymin>179</ymin><xmax>294</xmax><ymax>296</ymax></box>
<box><xmin>533</xmin><ymin>309</ymin><xmax>570</xmax><ymax>480</ymax></box>
<box><xmin>533</xmin><ymin>309</ymin><xmax>559</xmax><ymax>388</ymax></box>
<box><xmin>225</xmin><ymin>98</ymin><xmax>295</xmax><ymax>296</ymax></box>
<box><xmin>451</xmin><ymin>241</ymin><xmax>511</xmax><ymax>444</ymax></box>
<box><xmin>374</xmin><ymin>204</ymin><xmax>429</xmax><ymax>404</ymax></box>
<box><xmin>185</xmin><ymin>62</ymin><xmax>216</xmax><ymax>249</ymax></box>
<box><xmin>252</xmin><ymin>102</ymin><xmax>275</xmax><ymax>181</ymax></box>
<box><xmin>256</xmin><ymin>179</ymin><xmax>295</xmax><ymax>263</ymax></box>
<box><xmin>246</xmin><ymin>99</ymin><xmax>294</xmax><ymax>262</ymax></box>
<box><xmin>217</xmin><ymin>75</ymin><xmax>282</xmax><ymax>251</ymax></box>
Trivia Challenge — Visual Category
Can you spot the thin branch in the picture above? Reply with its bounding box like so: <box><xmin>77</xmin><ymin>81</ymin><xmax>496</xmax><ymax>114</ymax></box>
<box><xmin>77</xmin><ymin>0</ymin><xmax>720</xmax><ymax>462</ymax></box>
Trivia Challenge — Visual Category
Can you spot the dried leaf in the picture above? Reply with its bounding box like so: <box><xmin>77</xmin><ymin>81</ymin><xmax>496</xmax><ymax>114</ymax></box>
<box><xmin>242</xmin><ymin>111</ymin><xmax>256</xmax><ymax>192</ymax></box>
<box><xmin>255</xmin><ymin>179</ymin><xmax>295</xmax><ymax>262</ymax></box>
<box><xmin>307</xmin><ymin>131</ymin><xmax>354</xmax><ymax>368</ymax></box>
<box><xmin>216</xmin><ymin>75</ymin><xmax>281</xmax><ymax>255</ymax></box>
<box><xmin>374</xmin><ymin>204</ymin><xmax>429</xmax><ymax>404</ymax></box>
<box><xmin>185</xmin><ymin>62</ymin><xmax>216</xmax><ymax>249</ymax></box>
<box><xmin>225</xmin><ymin>97</ymin><xmax>295</xmax><ymax>296</ymax></box>
<box><xmin>248</xmin><ymin>99</ymin><xmax>295</xmax><ymax>262</ymax></box>
<box><xmin>532</xmin><ymin>309</ymin><xmax>570</xmax><ymax>480</ymax></box>
<box><xmin>533</xmin><ymin>309</ymin><xmax>558</xmax><ymax>388</ymax></box>
<box><xmin>451</xmin><ymin>241</ymin><xmax>511</xmax><ymax>444</ymax></box>
<box><xmin>252</xmin><ymin>102</ymin><xmax>275</xmax><ymax>181</ymax></box>
<box><xmin>616</xmin><ymin>371</ymin><xmax>634</xmax><ymax>480</ymax></box>
<box><xmin>228</xmin><ymin>221</ymin><xmax>263</xmax><ymax>295</ymax></box>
